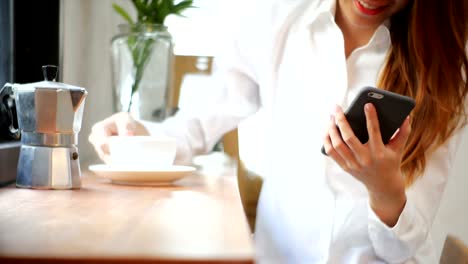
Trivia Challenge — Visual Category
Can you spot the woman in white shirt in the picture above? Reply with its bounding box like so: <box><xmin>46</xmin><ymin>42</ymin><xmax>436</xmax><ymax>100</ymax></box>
<box><xmin>89</xmin><ymin>0</ymin><xmax>468</xmax><ymax>262</ymax></box>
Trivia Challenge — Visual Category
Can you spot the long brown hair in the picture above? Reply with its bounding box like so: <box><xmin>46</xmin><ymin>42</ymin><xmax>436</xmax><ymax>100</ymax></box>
<box><xmin>378</xmin><ymin>0</ymin><xmax>468</xmax><ymax>185</ymax></box>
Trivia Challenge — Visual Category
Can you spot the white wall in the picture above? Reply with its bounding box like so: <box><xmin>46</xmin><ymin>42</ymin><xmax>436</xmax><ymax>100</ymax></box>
<box><xmin>62</xmin><ymin>0</ymin><xmax>134</xmax><ymax>166</ymax></box>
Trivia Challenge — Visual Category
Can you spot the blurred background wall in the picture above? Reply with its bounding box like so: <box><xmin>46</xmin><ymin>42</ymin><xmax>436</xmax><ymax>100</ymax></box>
<box><xmin>62</xmin><ymin>0</ymin><xmax>135</xmax><ymax>166</ymax></box>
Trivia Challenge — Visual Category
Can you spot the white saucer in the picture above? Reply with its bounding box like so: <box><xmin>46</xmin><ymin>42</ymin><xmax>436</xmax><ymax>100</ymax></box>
<box><xmin>88</xmin><ymin>164</ymin><xmax>196</xmax><ymax>185</ymax></box>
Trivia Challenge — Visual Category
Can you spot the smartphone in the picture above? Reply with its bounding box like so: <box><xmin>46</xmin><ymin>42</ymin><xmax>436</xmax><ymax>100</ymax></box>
<box><xmin>321</xmin><ymin>86</ymin><xmax>416</xmax><ymax>155</ymax></box>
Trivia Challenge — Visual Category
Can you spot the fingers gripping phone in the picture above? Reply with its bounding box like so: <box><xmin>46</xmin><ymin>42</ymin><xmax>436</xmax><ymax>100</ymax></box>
<box><xmin>321</xmin><ymin>86</ymin><xmax>416</xmax><ymax>155</ymax></box>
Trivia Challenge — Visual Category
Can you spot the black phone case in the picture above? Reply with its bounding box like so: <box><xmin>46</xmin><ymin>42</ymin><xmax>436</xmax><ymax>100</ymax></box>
<box><xmin>321</xmin><ymin>87</ymin><xmax>415</xmax><ymax>155</ymax></box>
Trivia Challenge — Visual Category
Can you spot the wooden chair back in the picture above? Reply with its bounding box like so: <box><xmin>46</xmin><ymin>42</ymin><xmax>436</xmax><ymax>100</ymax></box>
<box><xmin>440</xmin><ymin>234</ymin><xmax>468</xmax><ymax>264</ymax></box>
<box><xmin>172</xmin><ymin>55</ymin><xmax>263</xmax><ymax>232</ymax></box>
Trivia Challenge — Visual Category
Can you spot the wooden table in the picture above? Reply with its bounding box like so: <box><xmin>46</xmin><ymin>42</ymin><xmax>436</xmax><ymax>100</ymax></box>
<box><xmin>0</xmin><ymin>165</ymin><xmax>254</xmax><ymax>264</ymax></box>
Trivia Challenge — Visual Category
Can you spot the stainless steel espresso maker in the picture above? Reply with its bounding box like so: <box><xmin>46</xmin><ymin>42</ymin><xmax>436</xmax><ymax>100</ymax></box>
<box><xmin>3</xmin><ymin>65</ymin><xmax>87</xmax><ymax>189</ymax></box>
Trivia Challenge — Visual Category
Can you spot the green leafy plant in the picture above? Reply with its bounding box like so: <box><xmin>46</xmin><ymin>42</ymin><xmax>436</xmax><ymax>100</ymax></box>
<box><xmin>112</xmin><ymin>0</ymin><xmax>194</xmax><ymax>111</ymax></box>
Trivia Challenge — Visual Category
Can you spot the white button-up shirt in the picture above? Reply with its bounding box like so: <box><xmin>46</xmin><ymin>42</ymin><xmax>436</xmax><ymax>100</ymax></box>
<box><xmin>145</xmin><ymin>0</ymin><xmax>466</xmax><ymax>263</ymax></box>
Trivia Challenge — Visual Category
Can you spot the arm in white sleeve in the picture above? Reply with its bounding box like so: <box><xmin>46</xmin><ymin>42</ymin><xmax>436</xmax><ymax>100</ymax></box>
<box><xmin>367</xmin><ymin>127</ymin><xmax>466</xmax><ymax>263</ymax></box>
<box><xmin>142</xmin><ymin>30</ymin><xmax>261</xmax><ymax>164</ymax></box>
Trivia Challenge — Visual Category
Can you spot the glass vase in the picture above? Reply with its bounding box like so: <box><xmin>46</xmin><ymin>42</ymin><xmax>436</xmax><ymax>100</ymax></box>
<box><xmin>111</xmin><ymin>23</ymin><xmax>174</xmax><ymax>121</ymax></box>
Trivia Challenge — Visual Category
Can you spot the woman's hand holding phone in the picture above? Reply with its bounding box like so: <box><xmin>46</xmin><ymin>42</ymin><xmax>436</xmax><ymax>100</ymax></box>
<box><xmin>323</xmin><ymin>103</ymin><xmax>411</xmax><ymax>227</ymax></box>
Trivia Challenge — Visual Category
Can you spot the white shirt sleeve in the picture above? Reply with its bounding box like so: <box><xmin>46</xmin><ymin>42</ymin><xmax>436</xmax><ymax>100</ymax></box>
<box><xmin>367</xmin><ymin>127</ymin><xmax>466</xmax><ymax>263</ymax></box>
<box><xmin>142</xmin><ymin>21</ymin><xmax>261</xmax><ymax>165</ymax></box>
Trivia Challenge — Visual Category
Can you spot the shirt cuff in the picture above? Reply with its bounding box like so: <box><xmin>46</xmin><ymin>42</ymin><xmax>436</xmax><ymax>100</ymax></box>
<box><xmin>368</xmin><ymin>197</ymin><xmax>414</xmax><ymax>235</ymax></box>
<box><xmin>138</xmin><ymin>119</ymin><xmax>165</xmax><ymax>136</ymax></box>
<box><xmin>367</xmin><ymin>196</ymin><xmax>426</xmax><ymax>262</ymax></box>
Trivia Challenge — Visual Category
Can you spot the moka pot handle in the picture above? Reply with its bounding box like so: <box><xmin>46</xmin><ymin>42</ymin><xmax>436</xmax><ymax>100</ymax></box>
<box><xmin>0</xmin><ymin>83</ymin><xmax>20</xmax><ymax>140</ymax></box>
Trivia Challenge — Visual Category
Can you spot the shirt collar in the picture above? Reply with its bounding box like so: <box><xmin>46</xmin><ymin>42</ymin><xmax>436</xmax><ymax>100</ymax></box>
<box><xmin>321</xmin><ymin>0</ymin><xmax>338</xmax><ymax>18</ymax></box>
<box><xmin>300</xmin><ymin>0</ymin><xmax>391</xmax><ymax>46</ymax></box>
<box><xmin>300</xmin><ymin>0</ymin><xmax>336</xmax><ymax>27</ymax></box>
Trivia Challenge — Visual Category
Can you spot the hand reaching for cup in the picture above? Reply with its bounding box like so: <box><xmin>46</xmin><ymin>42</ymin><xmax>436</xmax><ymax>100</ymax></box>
<box><xmin>88</xmin><ymin>112</ymin><xmax>149</xmax><ymax>164</ymax></box>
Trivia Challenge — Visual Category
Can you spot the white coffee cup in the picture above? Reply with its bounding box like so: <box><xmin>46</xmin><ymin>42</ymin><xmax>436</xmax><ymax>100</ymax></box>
<box><xmin>108</xmin><ymin>136</ymin><xmax>177</xmax><ymax>169</ymax></box>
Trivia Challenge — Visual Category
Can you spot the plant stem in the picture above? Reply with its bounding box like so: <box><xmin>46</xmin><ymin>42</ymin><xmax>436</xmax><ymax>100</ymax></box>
<box><xmin>126</xmin><ymin>36</ymin><xmax>155</xmax><ymax>112</ymax></box>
